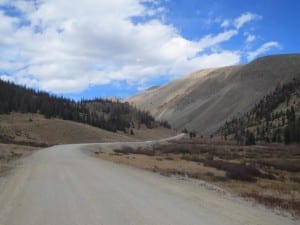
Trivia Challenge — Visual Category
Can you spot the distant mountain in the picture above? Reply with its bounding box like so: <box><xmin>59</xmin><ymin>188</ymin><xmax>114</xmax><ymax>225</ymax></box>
<box><xmin>0</xmin><ymin>80</ymin><xmax>170</xmax><ymax>133</ymax></box>
<box><xmin>127</xmin><ymin>54</ymin><xmax>300</xmax><ymax>134</ymax></box>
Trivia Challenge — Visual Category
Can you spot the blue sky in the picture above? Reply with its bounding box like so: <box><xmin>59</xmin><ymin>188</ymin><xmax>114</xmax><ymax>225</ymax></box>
<box><xmin>0</xmin><ymin>0</ymin><xmax>299</xmax><ymax>100</ymax></box>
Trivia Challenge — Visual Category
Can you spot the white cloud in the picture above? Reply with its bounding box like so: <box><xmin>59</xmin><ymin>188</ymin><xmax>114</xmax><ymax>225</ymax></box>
<box><xmin>220</xmin><ymin>19</ymin><xmax>230</xmax><ymax>28</ymax></box>
<box><xmin>246</xmin><ymin>34</ymin><xmax>256</xmax><ymax>43</ymax></box>
<box><xmin>220</xmin><ymin>12</ymin><xmax>261</xmax><ymax>30</ymax></box>
<box><xmin>247</xmin><ymin>41</ymin><xmax>280</xmax><ymax>61</ymax></box>
<box><xmin>234</xmin><ymin>12</ymin><xmax>261</xmax><ymax>29</ymax></box>
<box><xmin>169</xmin><ymin>51</ymin><xmax>240</xmax><ymax>75</ymax></box>
<box><xmin>0</xmin><ymin>1</ymin><xmax>266</xmax><ymax>94</ymax></box>
<box><xmin>197</xmin><ymin>30</ymin><xmax>238</xmax><ymax>49</ymax></box>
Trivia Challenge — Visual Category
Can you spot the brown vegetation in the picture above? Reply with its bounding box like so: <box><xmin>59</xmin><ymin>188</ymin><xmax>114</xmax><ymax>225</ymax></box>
<box><xmin>0</xmin><ymin>113</ymin><xmax>175</xmax><ymax>175</ymax></box>
<box><xmin>98</xmin><ymin>137</ymin><xmax>300</xmax><ymax>216</ymax></box>
<box><xmin>0</xmin><ymin>143</ymin><xmax>37</xmax><ymax>175</ymax></box>
<box><xmin>0</xmin><ymin>113</ymin><xmax>175</xmax><ymax>146</ymax></box>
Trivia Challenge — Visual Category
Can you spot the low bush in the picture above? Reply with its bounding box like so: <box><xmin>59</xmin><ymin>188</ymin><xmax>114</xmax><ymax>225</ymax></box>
<box><xmin>181</xmin><ymin>155</ymin><xmax>262</xmax><ymax>182</ymax></box>
<box><xmin>154</xmin><ymin>143</ymin><xmax>210</xmax><ymax>154</ymax></box>
<box><xmin>114</xmin><ymin>146</ymin><xmax>155</xmax><ymax>156</ymax></box>
<box><xmin>258</xmin><ymin>159</ymin><xmax>300</xmax><ymax>172</ymax></box>
<box><xmin>164</xmin><ymin>156</ymin><xmax>174</xmax><ymax>160</ymax></box>
<box><xmin>181</xmin><ymin>155</ymin><xmax>204</xmax><ymax>163</ymax></box>
<box><xmin>157</xmin><ymin>144</ymin><xmax>192</xmax><ymax>154</ymax></box>
<box><xmin>226</xmin><ymin>168</ymin><xmax>257</xmax><ymax>182</ymax></box>
<box><xmin>242</xmin><ymin>192</ymin><xmax>300</xmax><ymax>215</ymax></box>
<box><xmin>291</xmin><ymin>176</ymin><xmax>300</xmax><ymax>183</ymax></box>
<box><xmin>203</xmin><ymin>160</ymin><xmax>261</xmax><ymax>182</ymax></box>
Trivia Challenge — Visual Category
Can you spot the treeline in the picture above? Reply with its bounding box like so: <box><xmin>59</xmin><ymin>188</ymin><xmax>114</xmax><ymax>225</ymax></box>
<box><xmin>0</xmin><ymin>79</ymin><xmax>171</xmax><ymax>132</ymax></box>
<box><xmin>219</xmin><ymin>77</ymin><xmax>300</xmax><ymax>145</ymax></box>
<box><xmin>284</xmin><ymin>106</ymin><xmax>300</xmax><ymax>144</ymax></box>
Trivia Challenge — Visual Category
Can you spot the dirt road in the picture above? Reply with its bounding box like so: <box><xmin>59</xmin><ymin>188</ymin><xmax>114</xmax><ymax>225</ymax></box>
<box><xmin>0</xmin><ymin>139</ymin><xmax>297</xmax><ymax>225</ymax></box>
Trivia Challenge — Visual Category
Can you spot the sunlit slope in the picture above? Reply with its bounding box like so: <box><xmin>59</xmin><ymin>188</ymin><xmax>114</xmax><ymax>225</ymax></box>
<box><xmin>127</xmin><ymin>54</ymin><xmax>300</xmax><ymax>134</ymax></box>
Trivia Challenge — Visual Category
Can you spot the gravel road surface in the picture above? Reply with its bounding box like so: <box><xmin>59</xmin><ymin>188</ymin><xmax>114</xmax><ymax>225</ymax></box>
<box><xmin>0</xmin><ymin>137</ymin><xmax>297</xmax><ymax>225</ymax></box>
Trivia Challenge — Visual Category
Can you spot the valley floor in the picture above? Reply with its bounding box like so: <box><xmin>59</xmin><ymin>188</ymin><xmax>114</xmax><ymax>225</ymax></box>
<box><xmin>97</xmin><ymin>137</ymin><xmax>300</xmax><ymax>217</ymax></box>
<box><xmin>0</xmin><ymin>112</ymin><xmax>175</xmax><ymax>174</ymax></box>
<box><xmin>1</xmin><ymin>113</ymin><xmax>299</xmax><ymax>222</ymax></box>
<box><xmin>0</xmin><ymin>142</ymin><xmax>298</xmax><ymax>225</ymax></box>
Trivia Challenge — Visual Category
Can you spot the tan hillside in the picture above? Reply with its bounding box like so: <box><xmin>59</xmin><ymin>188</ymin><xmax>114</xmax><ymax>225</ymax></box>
<box><xmin>0</xmin><ymin>113</ymin><xmax>175</xmax><ymax>146</ymax></box>
<box><xmin>0</xmin><ymin>113</ymin><xmax>175</xmax><ymax>174</ymax></box>
<box><xmin>127</xmin><ymin>54</ymin><xmax>300</xmax><ymax>134</ymax></box>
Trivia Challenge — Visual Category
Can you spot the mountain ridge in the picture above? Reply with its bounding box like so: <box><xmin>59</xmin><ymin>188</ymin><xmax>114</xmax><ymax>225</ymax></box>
<box><xmin>127</xmin><ymin>54</ymin><xmax>300</xmax><ymax>134</ymax></box>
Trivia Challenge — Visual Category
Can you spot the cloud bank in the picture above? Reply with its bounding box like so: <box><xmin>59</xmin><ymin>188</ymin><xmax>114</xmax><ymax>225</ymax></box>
<box><xmin>0</xmin><ymin>0</ymin><xmax>279</xmax><ymax>94</ymax></box>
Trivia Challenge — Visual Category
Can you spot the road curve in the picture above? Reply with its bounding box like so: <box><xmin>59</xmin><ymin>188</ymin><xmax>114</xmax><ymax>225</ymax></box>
<box><xmin>0</xmin><ymin>139</ymin><xmax>297</xmax><ymax>225</ymax></box>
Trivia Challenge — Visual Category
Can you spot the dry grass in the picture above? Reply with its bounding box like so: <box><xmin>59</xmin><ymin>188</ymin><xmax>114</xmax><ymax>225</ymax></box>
<box><xmin>114</xmin><ymin>147</ymin><xmax>155</xmax><ymax>156</ymax></box>
<box><xmin>0</xmin><ymin>143</ymin><xmax>38</xmax><ymax>175</ymax></box>
<box><xmin>99</xmin><ymin>151</ymin><xmax>226</xmax><ymax>181</ymax></box>
<box><xmin>98</xmin><ymin>137</ymin><xmax>300</xmax><ymax>216</ymax></box>
<box><xmin>0</xmin><ymin>113</ymin><xmax>175</xmax><ymax>146</ymax></box>
<box><xmin>242</xmin><ymin>192</ymin><xmax>300</xmax><ymax>215</ymax></box>
<box><xmin>0</xmin><ymin>113</ymin><xmax>133</xmax><ymax>174</ymax></box>
<box><xmin>0</xmin><ymin>112</ymin><xmax>175</xmax><ymax>176</ymax></box>
<box><xmin>0</xmin><ymin>113</ymin><xmax>137</xmax><ymax>145</ymax></box>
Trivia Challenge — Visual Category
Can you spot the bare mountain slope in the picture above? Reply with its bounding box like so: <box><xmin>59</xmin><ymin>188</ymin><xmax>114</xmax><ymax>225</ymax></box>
<box><xmin>127</xmin><ymin>54</ymin><xmax>300</xmax><ymax>134</ymax></box>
